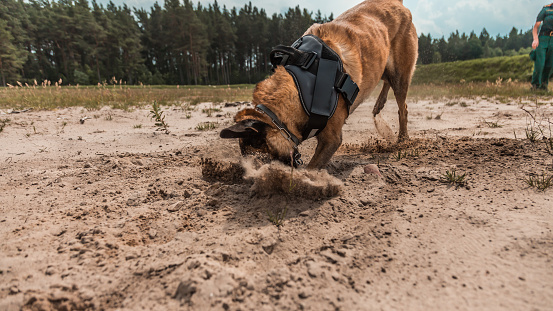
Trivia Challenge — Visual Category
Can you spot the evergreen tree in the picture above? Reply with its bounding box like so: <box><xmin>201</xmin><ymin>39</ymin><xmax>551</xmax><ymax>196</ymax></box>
<box><xmin>0</xmin><ymin>0</ymin><xmax>29</xmax><ymax>84</ymax></box>
<box><xmin>0</xmin><ymin>20</ymin><xmax>25</xmax><ymax>85</ymax></box>
<box><xmin>418</xmin><ymin>33</ymin><xmax>434</xmax><ymax>64</ymax></box>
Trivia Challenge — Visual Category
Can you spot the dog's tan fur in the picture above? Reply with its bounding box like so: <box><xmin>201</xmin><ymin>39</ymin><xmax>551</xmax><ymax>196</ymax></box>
<box><xmin>225</xmin><ymin>0</ymin><xmax>418</xmax><ymax>169</ymax></box>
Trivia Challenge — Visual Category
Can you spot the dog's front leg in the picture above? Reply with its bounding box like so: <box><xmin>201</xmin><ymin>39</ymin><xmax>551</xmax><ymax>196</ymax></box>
<box><xmin>307</xmin><ymin>129</ymin><xmax>342</xmax><ymax>170</ymax></box>
<box><xmin>307</xmin><ymin>104</ymin><xmax>349</xmax><ymax>169</ymax></box>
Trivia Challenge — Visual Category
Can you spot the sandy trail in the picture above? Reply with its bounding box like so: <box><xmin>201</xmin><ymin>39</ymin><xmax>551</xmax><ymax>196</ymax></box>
<box><xmin>1</xmin><ymin>96</ymin><xmax>552</xmax><ymax>310</ymax></box>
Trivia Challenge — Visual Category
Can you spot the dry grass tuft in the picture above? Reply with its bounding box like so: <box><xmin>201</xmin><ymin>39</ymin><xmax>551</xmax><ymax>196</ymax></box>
<box><xmin>0</xmin><ymin>84</ymin><xmax>254</xmax><ymax>110</ymax></box>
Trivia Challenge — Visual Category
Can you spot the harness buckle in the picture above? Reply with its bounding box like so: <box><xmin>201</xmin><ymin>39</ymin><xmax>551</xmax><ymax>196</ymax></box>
<box><xmin>301</xmin><ymin>52</ymin><xmax>317</xmax><ymax>70</ymax></box>
<box><xmin>292</xmin><ymin>149</ymin><xmax>303</xmax><ymax>167</ymax></box>
<box><xmin>274</xmin><ymin>53</ymin><xmax>289</xmax><ymax>68</ymax></box>
<box><xmin>335</xmin><ymin>73</ymin><xmax>359</xmax><ymax>106</ymax></box>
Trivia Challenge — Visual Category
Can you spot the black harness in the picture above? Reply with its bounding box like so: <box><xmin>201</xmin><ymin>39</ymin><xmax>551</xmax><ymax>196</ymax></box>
<box><xmin>257</xmin><ymin>35</ymin><xmax>359</xmax><ymax>166</ymax></box>
<box><xmin>270</xmin><ymin>35</ymin><xmax>359</xmax><ymax>140</ymax></box>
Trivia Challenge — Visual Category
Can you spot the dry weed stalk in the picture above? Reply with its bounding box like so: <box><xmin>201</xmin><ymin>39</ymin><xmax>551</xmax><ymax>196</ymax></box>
<box><xmin>267</xmin><ymin>153</ymin><xmax>297</xmax><ymax>237</ymax></box>
<box><xmin>521</xmin><ymin>106</ymin><xmax>553</xmax><ymax>153</ymax></box>
<box><xmin>525</xmin><ymin>172</ymin><xmax>553</xmax><ymax>191</ymax></box>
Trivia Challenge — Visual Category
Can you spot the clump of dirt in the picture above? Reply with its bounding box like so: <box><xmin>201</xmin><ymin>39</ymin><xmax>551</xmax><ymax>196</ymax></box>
<box><xmin>242</xmin><ymin>159</ymin><xmax>342</xmax><ymax>197</ymax></box>
<box><xmin>200</xmin><ymin>158</ymin><xmax>244</xmax><ymax>184</ymax></box>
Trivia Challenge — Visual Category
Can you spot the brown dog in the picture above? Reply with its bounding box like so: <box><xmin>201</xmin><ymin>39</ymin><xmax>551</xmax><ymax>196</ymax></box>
<box><xmin>221</xmin><ymin>0</ymin><xmax>418</xmax><ymax>169</ymax></box>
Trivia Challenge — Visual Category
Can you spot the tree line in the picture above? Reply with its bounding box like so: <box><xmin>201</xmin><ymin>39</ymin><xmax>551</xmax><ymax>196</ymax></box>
<box><xmin>0</xmin><ymin>0</ymin><xmax>532</xmax><ymax>86</ymax></box>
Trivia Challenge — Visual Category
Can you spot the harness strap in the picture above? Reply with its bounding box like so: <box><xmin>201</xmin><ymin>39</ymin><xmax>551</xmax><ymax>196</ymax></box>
<box><xmin>302</xmin><ymin>58</ymin><xmax>339</xmax><ymax>140</ymax></box>
<box><xmin>255</xmin><ymin>104</ymin><xmax>301</xmax><ymax>147</ymax></box>
<box><xmin>256</xmin><ymin>104</ymin><xmax>303</xmax><ymax>166</ymax></box>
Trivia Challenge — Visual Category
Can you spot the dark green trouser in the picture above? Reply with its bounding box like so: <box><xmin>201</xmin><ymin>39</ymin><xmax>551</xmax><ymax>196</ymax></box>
<box><xmin>532</xmin><ymin>35</ymin><xmax>553</xmax><ymax>89</ymax></box>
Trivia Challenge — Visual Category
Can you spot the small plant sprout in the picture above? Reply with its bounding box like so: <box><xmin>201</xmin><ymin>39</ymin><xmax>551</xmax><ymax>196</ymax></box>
<box><xmin>133</xmin><ymin>124</ymin><xmax>142</xmax><ymax>129</ymax></box>
<box><xmin>150</xmin><ymin>101</ymin><xmax>170</xmax><ymax>134</ymax></box>
<box><xmin>267</xmin><ymin>206</ymin><xmax>288</xmax><ymax>232</ymax></box>
<box><xmin>392</xmin><ymin>149</ymin><xmax>420</xmax><ymax>161</ymax></box>
<box><xmin>483</xmin><ymin>119</ymin><xmax>503</xmax><ymax>128</ymax></box>
<box><xmin>201</xmin><ymin>106</ymin><xmax>222</xmax><ymax>117</ymax></box>
<box><xmin>442</xmin><ymin>169</ymin><xmax>467</xmax><ymax>188</ymax></box>
<box><xmin>525</xmin><ymin>123</ymin><xmax>541</xmax><ymax>142</ymax></box>
<box><xmin>195</xmin><ymin>122</ymin><xmax>218</xmax><ymax>131</ymax></box>
<box><xmin>525</xmin><ymin>172</ymin><xmax>553</xmax><ymax>191</ymax></box>
<box><xmin>392</xmin><ymin>150</ymin><xmax>405</xmax><ymax>161</ymax></box>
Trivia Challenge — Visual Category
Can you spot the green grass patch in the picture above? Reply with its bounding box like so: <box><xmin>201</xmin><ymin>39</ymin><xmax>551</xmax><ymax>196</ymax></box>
<box><xmin>412</xmin><ymin>55</ymin><xmax>533</xmax><ymax>85</ymax></box>
<box><xmin>405</xmin><ymin>54</ymin><xmax>548</xmax><ymax>99</ymax></box>
<box><xmin>0</xmin><ymin>56</ymin><xmax>548</xmax><ymax>111</ymax></box>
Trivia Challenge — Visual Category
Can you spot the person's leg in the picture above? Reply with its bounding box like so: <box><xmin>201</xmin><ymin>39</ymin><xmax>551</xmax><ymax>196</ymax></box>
<box><xmin>532</xmin><ymin>36</ymin><xmax>548</xmax><ymax>88</ymax></box>
<box><xmin>543</xmin><ymin>36</ymin><xmax>553</xmax><ymax>89</ymax></box>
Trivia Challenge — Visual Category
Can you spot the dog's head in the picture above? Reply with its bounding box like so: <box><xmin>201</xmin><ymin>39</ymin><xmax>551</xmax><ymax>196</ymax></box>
<box><xmin>220</xmin><ymin>67</ymin><xmax>306</xmax><ymax>165</ymax></box>
<box><xmin>220</xmin><ymin>108</ymin><xmax>296</xmax><ymax>165</ymax></box>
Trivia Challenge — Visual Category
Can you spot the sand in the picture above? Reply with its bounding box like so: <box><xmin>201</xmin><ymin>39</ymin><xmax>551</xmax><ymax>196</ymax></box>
<box><xmin>1</xmin><ymin>96</ymin><xmax>553</xmax><ymax>310</ymax></box>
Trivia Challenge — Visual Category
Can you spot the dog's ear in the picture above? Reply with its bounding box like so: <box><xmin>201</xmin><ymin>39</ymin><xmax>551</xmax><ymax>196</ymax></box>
<box><xmin>220</xmin><ymin>119</ymin><xmax>268</xmax><ymax>139</ymax></box>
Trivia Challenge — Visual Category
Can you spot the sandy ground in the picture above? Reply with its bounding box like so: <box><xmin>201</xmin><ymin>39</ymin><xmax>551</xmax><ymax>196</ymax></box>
<box><xmin>1</xmin><ymin>95</ymin><xmax>553</xmax><ymax>310</ymax></box>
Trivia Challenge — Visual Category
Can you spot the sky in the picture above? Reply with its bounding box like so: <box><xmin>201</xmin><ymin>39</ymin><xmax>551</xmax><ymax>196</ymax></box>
<box><xmin>95</xmin><ymin>0</ymin><xmax>548</xmax><ymax>38</ymax></box>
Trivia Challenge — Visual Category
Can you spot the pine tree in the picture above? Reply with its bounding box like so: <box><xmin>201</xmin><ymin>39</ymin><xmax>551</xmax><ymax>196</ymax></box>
<box><xmin>0</xmin><ymin>20</ymin><xmax>25</xmax><ymax>85</ymax></box>
<box><xmin>0</xmin><ymin>0</ymin><xmax>29</xmax><ymax>84</ymax></box>
<box><xmin>418</xmin><ymin>33</ymin><xmax>434</xmax><ymax>64</ymax></box>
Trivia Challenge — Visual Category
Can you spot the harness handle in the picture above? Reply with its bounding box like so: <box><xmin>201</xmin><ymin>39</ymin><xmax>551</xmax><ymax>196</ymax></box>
<box><xmin>270</xmin><ymin>45</ymin><xmax>317</xmax><ymax>70</ymax></box>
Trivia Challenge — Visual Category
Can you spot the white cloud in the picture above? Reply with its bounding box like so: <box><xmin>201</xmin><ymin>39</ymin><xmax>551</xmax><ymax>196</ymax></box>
<box><xmin>95</xmin><ymin>0</ymin><xmax>544</xmax><ymax>37</ymax></box>
<box><xmin>407</xmin><ymin>0</ymin><xmax>540</xmax><ymax>37</ymax></box>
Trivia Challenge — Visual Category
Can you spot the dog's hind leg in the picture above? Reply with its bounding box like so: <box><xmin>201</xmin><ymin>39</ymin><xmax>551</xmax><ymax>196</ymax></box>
<box><xmin>386</xmin><ymin>25</ymin><xmax>418</xmax><ymax>142</ymax></box>
<box><xmin>391</xmin><ymin>78</ymin><xmax>410</xmax><ymax>141</ymax></box>
<box><xmin>388</xmin><ymin>58</ymin><xmax>417</xmax><ymax>142</ymax></box>
<box><xmin>372</xmin><ymin>80</ymin><xmax>391</xmax><ymax>117</ymax></box>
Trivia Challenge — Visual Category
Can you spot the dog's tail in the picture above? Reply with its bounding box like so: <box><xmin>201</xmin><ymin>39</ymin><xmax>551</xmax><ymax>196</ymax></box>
<box><xmin>374</xmin><ymin>114</ymin><xmax>395</xmax><ymax>142</ymax></box>
<box><xmin>373</xmin><ymin>81</ymin><xmax>395</xmax><ymax>142</ymax></box>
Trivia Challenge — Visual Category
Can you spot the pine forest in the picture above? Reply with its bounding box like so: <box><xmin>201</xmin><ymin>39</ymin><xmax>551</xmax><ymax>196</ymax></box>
<box><xmin>0</xmin><ymin>0</ymin><xmax>534</xmax><ymax>86</ymax></box>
